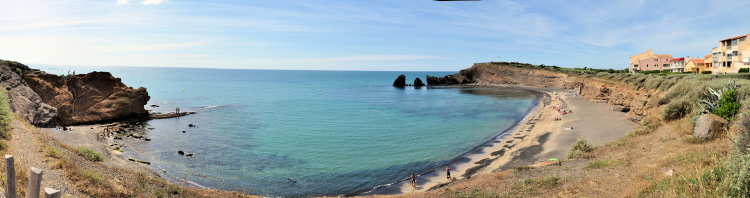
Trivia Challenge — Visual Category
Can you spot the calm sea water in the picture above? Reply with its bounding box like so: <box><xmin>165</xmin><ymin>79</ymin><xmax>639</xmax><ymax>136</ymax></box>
<box><xmin>39</xmin><ymin>66</ymin><xmax>537</xmax><ymax>197</ymax></box>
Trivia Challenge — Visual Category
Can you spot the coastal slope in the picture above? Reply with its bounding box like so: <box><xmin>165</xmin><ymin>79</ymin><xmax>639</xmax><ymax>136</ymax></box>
<box><xmin>0</xmin><ymin>61</ymin><xmax>57</xmax><ymax>127</ymax></box>
<box><xmin>377</xmin><ymin>63</ymin><xmax>745</xmax><ymax>197</ymax></box>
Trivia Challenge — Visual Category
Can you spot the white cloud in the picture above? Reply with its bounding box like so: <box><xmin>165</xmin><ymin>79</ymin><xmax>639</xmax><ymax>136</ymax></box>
<box><xmin>116</xmin><ymin>0</ymin><xmax>129</xmax><ymax>5</ymax></box>
<box><xmin>141</xmin><ymin>0</ymin><xmax>167</xmax><ymax>5</ymax></box>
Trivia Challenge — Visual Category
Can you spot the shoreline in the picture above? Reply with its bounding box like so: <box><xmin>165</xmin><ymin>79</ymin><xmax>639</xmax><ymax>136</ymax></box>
<box><xmin>361</xmin><ymin>86</ymin><xmax>553</xmax><ymax>196</ymax></box>
<box><xmin>364</xmin><ymin>84</ymin><xmax>639</xmax><ymax>197</ymax></box>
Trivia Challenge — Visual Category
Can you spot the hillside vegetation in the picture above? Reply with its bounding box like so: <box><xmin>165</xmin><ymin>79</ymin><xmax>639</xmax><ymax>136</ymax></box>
<box><xmin>383</xmin><ymin>63</ymin><xmax>750</xmax><ymax>197</ymax></box>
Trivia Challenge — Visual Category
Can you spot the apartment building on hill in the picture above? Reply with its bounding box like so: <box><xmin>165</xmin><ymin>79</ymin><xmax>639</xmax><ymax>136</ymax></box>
<box><xmin>629</xmin><ymin>49</ymin><xmax>672</xmax><ymax>73</ymax></box>
<box><xmin>716</xmin><ymin>34</ymin><xmax>750</xmax><ymax>73</ymax></box>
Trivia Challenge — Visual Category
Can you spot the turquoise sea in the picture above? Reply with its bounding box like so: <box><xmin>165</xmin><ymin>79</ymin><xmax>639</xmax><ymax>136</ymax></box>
<box><xmin>39</xmin><ymin>67</ymin><xmax>538</xmax><ymax>197</ymax></box>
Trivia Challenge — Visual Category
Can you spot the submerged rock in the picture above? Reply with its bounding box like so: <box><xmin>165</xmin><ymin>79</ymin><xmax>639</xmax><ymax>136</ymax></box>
<box><xmin>178</xmin><ymin>150</ymin><xmax>185</xmax><ymax>155</ymax></box>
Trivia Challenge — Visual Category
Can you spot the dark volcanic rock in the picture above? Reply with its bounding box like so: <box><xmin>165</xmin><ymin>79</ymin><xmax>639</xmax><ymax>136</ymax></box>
<box><xmin>426</xmin><ymin>75</ymin><xmax>460</xmax><ymax>86</ymax></box>
<box><xmin>0</xmin><ymin>63</ymin><xmax>57</xmax><ymax>127</ymax></box>
<box><xmin>393</xmin><ymin>75</ymin><xmax>406</xmax><ymax>87</ymax></box>
<box><xmin>24</xmin><ymin>71</ymin><xmax>150</xmax><ymax>125</ymax></box>
<box><xmin>414</xmin><ymin>78</ymin><xmax>425</xmax><ymax>87</ymax></box>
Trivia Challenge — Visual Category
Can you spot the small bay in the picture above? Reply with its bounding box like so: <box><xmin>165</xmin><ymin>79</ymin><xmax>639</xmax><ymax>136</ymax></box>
<box><xmin>39</xmin><ymin>67</ymin><xmax>537</xmax><ymax>197</ymax></box>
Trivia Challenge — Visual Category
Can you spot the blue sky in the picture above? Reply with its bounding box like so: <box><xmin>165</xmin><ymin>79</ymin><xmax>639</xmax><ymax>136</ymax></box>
<box><xmin>2</xmin><ymin>0</ymin><xmax>749</xmax><ymax>71</ymax></box>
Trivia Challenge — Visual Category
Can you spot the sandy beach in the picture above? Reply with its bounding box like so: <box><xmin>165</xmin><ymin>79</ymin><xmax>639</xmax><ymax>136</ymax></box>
<box><xmin>39</xmin><ymin>124</ymin><xmax>157</xmax><ymax>174</ymax></box>
<box><xmin>363</xmin><ymin>86</ymin><xmax>637</xmax><ymax>196</ymax></box>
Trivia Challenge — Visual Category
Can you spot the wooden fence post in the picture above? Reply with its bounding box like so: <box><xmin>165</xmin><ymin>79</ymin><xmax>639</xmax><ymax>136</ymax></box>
<box><xmin>26</xmin><ymin>167</ymin><xmax>42</xmax><ymax>198</ymax></box>
<box><xmin>42</xmin><ymin>188</ymin><xmax>59</xmax><ymax>198</ymax></box>
<box><xmin>5</xmin><ymin>155</ymin><xmax>16</xmax><ymax>198</ymax></box>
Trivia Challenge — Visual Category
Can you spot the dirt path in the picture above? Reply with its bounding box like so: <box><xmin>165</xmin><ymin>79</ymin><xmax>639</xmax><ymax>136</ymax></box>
<box><xmin>4</xmin><ymin>117</ymin><xmax>84</xmax><ymax>197</ymax></box>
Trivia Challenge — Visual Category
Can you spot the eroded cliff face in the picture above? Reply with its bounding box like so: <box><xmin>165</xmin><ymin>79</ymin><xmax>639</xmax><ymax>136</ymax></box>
<box><xmin>24</xmin><ymin>72</ymin><xmax>150</xmax><ymax>125</ymax></box>
<box><xmin>0</xmin><ymin>63</ymin><xmax>57</xmax><ymax>127</ymax></box>
<box><xmin>565</xmin><ymin>78</ymin><xmax>649</xmax><ymax>122</ymax></box>
<box><xmin>425</xmin><ymin>63</ymin><xmax>648</xmax><ymax>122</ymax></box>
<box><xmin>427</xmin><ymin>63</ymin><xmax>569</xmax><ymax>87</ymax></box>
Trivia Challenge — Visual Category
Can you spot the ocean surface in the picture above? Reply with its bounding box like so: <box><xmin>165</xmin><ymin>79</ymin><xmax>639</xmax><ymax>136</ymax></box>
<box><xmin>39</xmin><ymin>66</ymin><xmax>538</xmax><ymax>197</ymax></box>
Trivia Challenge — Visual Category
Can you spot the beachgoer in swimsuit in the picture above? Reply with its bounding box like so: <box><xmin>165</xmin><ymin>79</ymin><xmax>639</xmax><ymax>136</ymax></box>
<box><xmin>411</xmin><ymin>173</ymin><xmax>416</xmax><ymax>189</ymax></box>
<box><xmin>446</xmin><ymin>165</ymin><xmax>451</xmax><ymax>179</ymax></box>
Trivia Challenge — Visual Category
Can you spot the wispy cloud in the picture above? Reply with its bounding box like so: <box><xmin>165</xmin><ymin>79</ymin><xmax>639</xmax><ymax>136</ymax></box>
<box><xmin>141</xmin><ymin>0</ymin><xmax>167</xmax><ymax>5</ymax></box>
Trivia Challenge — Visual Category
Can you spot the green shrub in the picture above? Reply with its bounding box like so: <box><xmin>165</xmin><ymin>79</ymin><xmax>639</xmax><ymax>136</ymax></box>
<box><xmin>740</xmin><ymin>68</ymin><xmax>750</xmax><ymax>73</ymax></box>
<box><xmin>0</xmin><ymin>89</ymin><xmax>13</xmax><ymax>150</ymax></box>
<box><xmin>659</xmin><ymin>76</ymin><xmax>681</xmax><ymax>91</ymax></box>
<box><xmin>702</xmin><ymin>71</ymin><xmax>712</xmax><ymax>74</ymax></box>
<box><xmin>643</xmin><ymin>76</ymin><xmax>665</xmax><ymax>90</ymax></box>
<box><xmin>661</xmin><ymin>78</ymin><xmax>706</xmax><ymax>104</ymax></box>
<box><xmin>76</xmin><ymin>147</ymin><xmax>104</xmax><ymax>162</ymax></box>
<box><xmin>662</xmin><ymin>98</ymin><xmax>693</xmax><ymax>121</ymax></box>
<box><xmin>568</xmin><ymin>138</ymin><xmax>591</xmax><ymax>159</ymax></box>
<box><xmin>714</xmin><ymin>89</ymin><xmax>741</xmax><ymax>120</ymax></box>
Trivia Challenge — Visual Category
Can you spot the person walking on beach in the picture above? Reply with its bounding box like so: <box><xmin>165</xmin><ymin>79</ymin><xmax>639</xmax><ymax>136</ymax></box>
<box><xmin>411</xmin><ymin>173</ymin><xmax>416</xmax><ymax>189</ymax></box>
<box><xmin>446</xmin><ymin>165</ymin><xmax>451</xmax><ymax>180</ymax></box>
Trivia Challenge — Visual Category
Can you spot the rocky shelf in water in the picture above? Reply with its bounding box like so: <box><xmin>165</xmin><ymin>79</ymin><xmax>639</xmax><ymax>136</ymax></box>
<box><xmin>148</xmin><ymin>111</ymin><xmax>196</xmax><ymax>119</ymax></box>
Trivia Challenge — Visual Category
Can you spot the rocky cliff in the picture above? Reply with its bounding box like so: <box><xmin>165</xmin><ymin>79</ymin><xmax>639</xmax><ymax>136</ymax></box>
<box><xmin>426</xmin><ymin>63</ymin><xmax>568</xmax><ymax>87</ymax></box>
<box><xmin>0</xmin><ymin>62</ymin><xmax>57</xmax><ymax>126</ymax></box>
<box><xmin>24</xmin><ymin>72</ymin><xmax>150</xmax><ymax>125</ymax></box>
<box><xmin>415</xmin><ymin>62</ymin><xmax>647</xmax><ymax>122</ymax></box>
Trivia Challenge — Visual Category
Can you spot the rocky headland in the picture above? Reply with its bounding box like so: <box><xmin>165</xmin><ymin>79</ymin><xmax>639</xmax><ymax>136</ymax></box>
<box><xmin>401</xmin><ymin>62</ymin><xmax>648</xmax><ymax>122</ymax></box>
<box><xmin>23</xmin><ymin>71</ymin><xmax>150</xmax><ymax>125</ymax></box>
<box><xmin>0</xmin><ymin>60</ymin><xmax>151</xmax><ymax>126</ymax></box>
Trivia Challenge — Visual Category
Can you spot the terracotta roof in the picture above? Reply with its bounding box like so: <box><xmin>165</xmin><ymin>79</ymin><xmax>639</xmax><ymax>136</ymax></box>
<box><xmin>690</xmin><ymin>59</ymin><xmax>704</xmax><ymax>64</ymax></box>
<box><xmin>720</xmin><ymin>33</ymin><xmax>750</xmax><ymax>42</ymax></box>
<box><xmin>705</xmin><ymin>55</ymin><xmax>712</xmax><ymax>58</ymax></box>
<box><xmin>669</xmin><ymin>58</ymin><xmax>685</xmax><ymax>62</ymax></box>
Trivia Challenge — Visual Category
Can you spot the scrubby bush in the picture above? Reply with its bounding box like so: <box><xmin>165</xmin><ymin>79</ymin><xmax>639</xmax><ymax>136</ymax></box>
<box><xmin>632</xmin><ymin>116</ymin><xmax>662</xmax><ymax>135</ymax></box>
<box><xmin>740</xmin><ymin>68</ymin><xmax>750</xmax><ymax>73</ymax></box>
<box><xmin>76</xmin><ymin>147</ymin><xmax>104</xmax><ymax>162</ymax></box>
<box><xmin>714</xmin><ymin>89</ymin><xmax>741</xmax><ymax>120</ymax></box>
<box><xmin>662</xmin><ymin>98</ymin><xmax>693</xmax><ymax>121</ymax></box>
<box><xmin>568</xmin><ymin>139</ymin><xmax>591</xmax><ymax>159</ymax></box>
<box><xmin>702</xmin><ymin>71</ymin><xmax>712</xmax><ymax>74</ymax></box>
<box><xmin>659</xmin><ymin>81</ymin><xmax>693</xmax><ymax>105</ymax></box>
<box><xmin>659</xmin><ymin>76</ymin><xmax>682</xmax><ymax>91</ymax></box>
<box><xmin>643</xmin><ymin>76</ymin><xmax>665</xmax><ymax>90</ymax></box>
<box><xmin>0</xmin><ymin>89</ymin><xmax>13</xmax><ymax>150</ymax></box>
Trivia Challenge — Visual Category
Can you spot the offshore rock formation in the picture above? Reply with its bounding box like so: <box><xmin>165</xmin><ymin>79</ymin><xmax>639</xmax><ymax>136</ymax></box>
<box><xmin>24</xmin><ymin>72</ymin><xmax>150</xmax><ymax>125</ymax></box>
<box><xmin>0</xmin><ymin>62</ymin><xmax>57</xmax><ymax>126</ymax></box>
<box><xmin>393</xmin><ymin>75</ymin><xmax>406</xmax><ymax>87</ymax></box>
<box><xmin>413</xmin><ymin>78</ymin><xmax>425</xmax><ymax>87</ymax></box>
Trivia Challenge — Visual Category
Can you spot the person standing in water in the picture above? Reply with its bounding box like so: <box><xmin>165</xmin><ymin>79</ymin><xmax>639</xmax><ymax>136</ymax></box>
<box><xmin>411</xmin><ymin>173</ymin><xmax>416</xmax><ymax>189</ymax></box>
<box><xmin>446</xmin><ymin>165</ymin><xmax>451</xmax><ymax>180</ymax></box>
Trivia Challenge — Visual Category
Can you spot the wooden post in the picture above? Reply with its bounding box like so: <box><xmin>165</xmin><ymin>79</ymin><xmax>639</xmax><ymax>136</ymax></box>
<box><xmin>5</xmin><ymin>155</ymin><xmax>16</xmax><ymax>198</ymax></box>
<box><xmin>43</xmin><ymin>188</ymin><xmax>60</xmax><ymax>198</ymax></box>
<box><xmin>27</xmin><ymin>167</ymin><xmax>43</xmax><ymax>198</ymax></box>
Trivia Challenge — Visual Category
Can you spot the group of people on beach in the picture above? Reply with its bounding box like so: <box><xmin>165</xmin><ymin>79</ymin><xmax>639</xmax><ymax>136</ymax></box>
<box><xmin>56</xmin><ymin>125</ymin><xmax>73</xmax><ymax>132</ymax></box>
<box><xmin>410</xmin><ymin>165</ymin><xmax>452</xmax><ymax>190</ymax></box>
